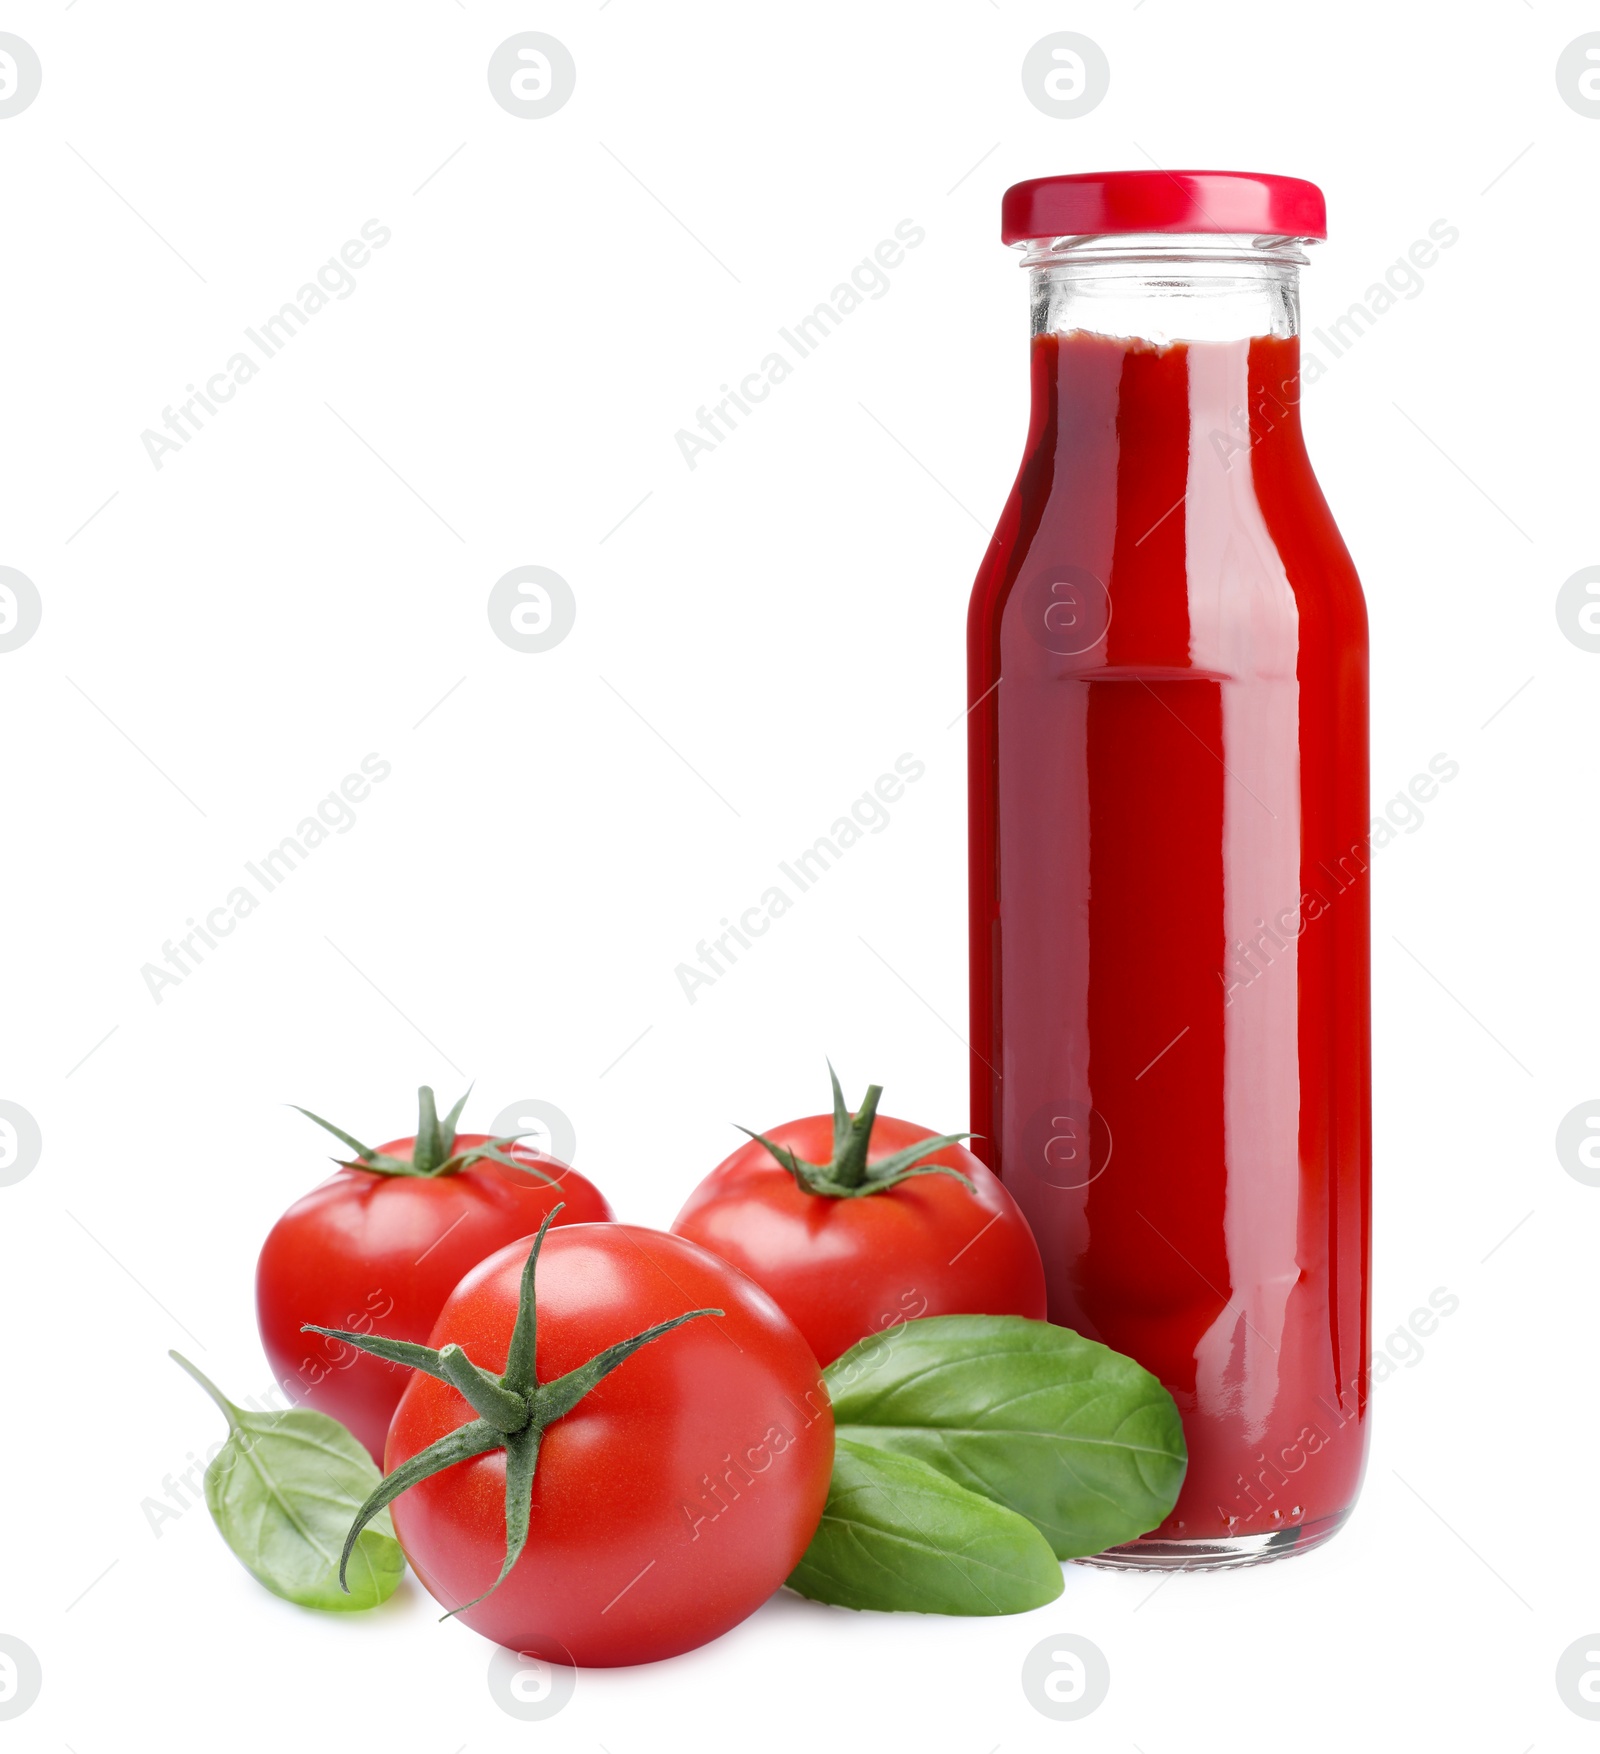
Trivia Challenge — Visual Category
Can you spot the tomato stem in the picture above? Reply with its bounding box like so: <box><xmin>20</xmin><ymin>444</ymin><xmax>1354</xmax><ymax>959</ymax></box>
<box><xmin>301</xmin><ymin>1203</ymin><xmax>723</xmax><ymax>1615</ymax></box>
<box><xmin>292</xmin><ymin>1085</ymin><xmax>564</xmax><ymax>1186</ymax></box>
<box><xmin>435</xmin><ymin>1344</ymin><xmax>529</xmax><ymax>1433</ymax></box>
<box><xmin>830</xmin><ymin>1079</ymin><xmax>882</xmax><ymax>1188</ymax></box>
<box><xmin>738</xmin><ymin>1063</ymin><xmax>979</xmax><ymax>1201</ymax></box>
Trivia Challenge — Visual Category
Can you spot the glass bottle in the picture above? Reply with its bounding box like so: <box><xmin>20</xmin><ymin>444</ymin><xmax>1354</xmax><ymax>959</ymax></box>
<box><xmin>967</xmin><ymin>172</ymin><xmax>1370</xmax><ymax>1567</ymax></box>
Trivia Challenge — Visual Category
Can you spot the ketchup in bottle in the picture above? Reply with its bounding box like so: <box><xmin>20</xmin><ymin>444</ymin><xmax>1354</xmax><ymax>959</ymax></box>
<box><xmin>967</xmin><ymin>173</ymin><xmax>1370</xmax><ymax>1567</ymax></box>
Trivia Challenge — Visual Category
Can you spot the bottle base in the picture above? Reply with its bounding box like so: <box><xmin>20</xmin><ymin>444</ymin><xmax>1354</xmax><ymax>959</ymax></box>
<box><xmin>1074</xmin><ymin>1509</ymin><xmax>1351</xmax><ymax>1572</ymax></box>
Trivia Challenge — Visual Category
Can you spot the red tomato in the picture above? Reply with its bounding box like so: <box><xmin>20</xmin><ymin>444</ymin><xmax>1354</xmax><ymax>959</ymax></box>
<box><xmin>672</xmin><ymin>1070</ymin><xmax>1047</xmax><ymax>1365</ymax></box>
<box><xmin>256</xmin><ymin>1090</ymin><xmax>612</xmax><ymax>1459</ymax></box>
<box><xmin>377</xmin><ymin>1223</ymin><xmax>833</xmax><ymax>1666</ymax></box>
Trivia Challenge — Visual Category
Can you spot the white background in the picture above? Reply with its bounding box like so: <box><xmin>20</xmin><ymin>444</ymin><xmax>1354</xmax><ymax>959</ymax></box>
<box><xmin>2</xmin><ymin>1</ymin><xmax>1595</xmax><ymax>1748</ymax></box>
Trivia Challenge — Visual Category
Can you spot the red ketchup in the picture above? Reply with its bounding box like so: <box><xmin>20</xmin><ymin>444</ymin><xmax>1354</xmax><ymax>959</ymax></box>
<box><xmin>968</xmin><ymin>173</ymin><xmax>1370</xmax><ymax>1567</ymax></box>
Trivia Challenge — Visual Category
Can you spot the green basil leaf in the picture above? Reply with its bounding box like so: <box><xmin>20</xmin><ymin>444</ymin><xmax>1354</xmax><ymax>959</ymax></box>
<box><xmin>787</xmin><ymin>1438</ymin><xmax>1064</xmax><ymax>1616</ymax></box>
<box><xmin>824</xmin><ymin>1314</ymin><xmax>1186</xmax><ymax>1559</ymax></box>
<box><xmin>172</xmin><ymin>1353</ymin><xmax>404</xmax><ymax>1611</ymax></box>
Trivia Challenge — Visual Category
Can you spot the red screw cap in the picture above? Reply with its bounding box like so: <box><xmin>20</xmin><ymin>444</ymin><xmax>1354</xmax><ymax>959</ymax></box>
<box><xmin>1001</xmin><ymin>170</ymin><xmax>1327</xmax><ymax>244</ymax></box>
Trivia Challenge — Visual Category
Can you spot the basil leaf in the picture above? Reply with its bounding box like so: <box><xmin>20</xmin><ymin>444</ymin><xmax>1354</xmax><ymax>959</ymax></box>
<box><xmin>787</xmin><ymin>1438</ymin><xmax>1063</xmax><ymax>1616</ymax></box>
<box><xmin>824</xmin><ymin>1314</ymin><xmax>1186</xmax><ymax>1559</ymax></box>
<box><xmin>172</xmin><ymin>1353</ymin><xmax>404</xmax><ymax>1611</ymax></box>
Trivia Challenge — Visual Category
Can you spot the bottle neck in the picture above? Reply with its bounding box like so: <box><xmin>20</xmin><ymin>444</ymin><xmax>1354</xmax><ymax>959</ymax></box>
<box><xmin>1020</xmin><ymin>236</ymin><xmax>1311</xmax><ymax>466</ymax></box>
<box><xmin>1024</xmin><ymin>233</ymin><xmax>1306</xmax><ymax>344</ymax></box>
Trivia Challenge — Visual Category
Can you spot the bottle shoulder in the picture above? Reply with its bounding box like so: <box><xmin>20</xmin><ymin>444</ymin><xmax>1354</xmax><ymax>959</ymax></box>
<box><xmin>969</xmin><ymin>458</ymin><xmax>1366</xmax><ymax>678</ymax></box>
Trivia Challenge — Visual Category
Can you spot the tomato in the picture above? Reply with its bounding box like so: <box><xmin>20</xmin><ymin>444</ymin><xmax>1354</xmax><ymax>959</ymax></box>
<box><xmin>315</xmin><ymin>1216</ymin><xmax>833</xmax><ymax>1667</ymax></box>
<box><xmin>256</xmin><ymin>1088</ymin><xmax>612</xmax><ymax>1459</ymax></box>
<box><xmin>671</xmin><ymin>1068</ymin><xmax>1047</xmax><ymax>1365</ymax></box>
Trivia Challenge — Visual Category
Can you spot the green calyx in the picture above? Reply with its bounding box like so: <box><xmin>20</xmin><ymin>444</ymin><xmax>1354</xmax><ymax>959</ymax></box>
<box><xmin>294</xmin><ymin>1083</ymin><xmax>558</xmax><ymax>1184</ymax></box>
<box><xmin>739</xmin><ymin>1063</ymin><xmax>976</xmax><ymax>1200</ymax></box>
<box><xmin>302</xmin><ymin>1204</ymin><xmax>721</xmax><ymax>1615</ymax></box>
